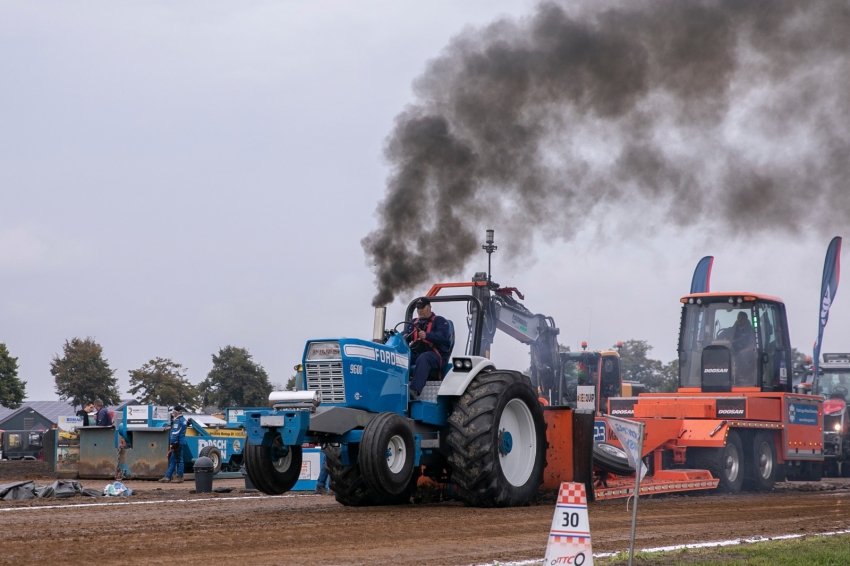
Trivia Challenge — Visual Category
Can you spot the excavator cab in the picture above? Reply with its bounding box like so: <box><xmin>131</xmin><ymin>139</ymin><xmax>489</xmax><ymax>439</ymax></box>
<box><xmin>557</xmin><ymin>349</ymin><xmax>621</xmax><ymax>412</ymax></box>
<box><xmin>678</xmin><ymin>293</ymin><xmax>792</xmax><ymax>393</ymax></box>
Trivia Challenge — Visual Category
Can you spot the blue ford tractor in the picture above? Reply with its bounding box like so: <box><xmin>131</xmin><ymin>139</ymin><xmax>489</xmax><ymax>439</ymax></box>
<box><xmin>243</xmin><ymin>292</ymin><xmax>548</xmax><ymax>507</ymax></box>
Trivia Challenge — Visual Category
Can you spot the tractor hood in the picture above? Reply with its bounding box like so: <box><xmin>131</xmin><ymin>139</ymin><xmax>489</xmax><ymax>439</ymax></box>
<box><xmin>824</xmin><ymin>398</ymin><xmax>847</xmax><ymax>416</ymax></box>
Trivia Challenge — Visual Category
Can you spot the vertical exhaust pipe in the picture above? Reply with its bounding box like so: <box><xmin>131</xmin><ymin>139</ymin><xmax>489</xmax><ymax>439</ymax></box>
<box><xmin>373</xmin><ymin>306</ymin><xmax>387</xmax><ymax>343</ymax></box>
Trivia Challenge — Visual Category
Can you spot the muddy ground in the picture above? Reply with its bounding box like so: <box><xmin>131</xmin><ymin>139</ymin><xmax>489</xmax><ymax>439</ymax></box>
<box><xmin>1</xmin><ymin>466</ymin><xmax>849</xmax><ymax>566</ymax></box>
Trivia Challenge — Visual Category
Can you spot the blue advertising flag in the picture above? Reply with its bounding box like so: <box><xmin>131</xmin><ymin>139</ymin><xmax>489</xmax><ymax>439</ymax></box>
<box><xmin>813</xmin><ymin>237</ymin><xmax>842</xmax><ymax>376</ymax></box>
<box><xmin>690</xmin><ymin>256</ymin><xmax>714</xmax><ymax>294</ymax></box>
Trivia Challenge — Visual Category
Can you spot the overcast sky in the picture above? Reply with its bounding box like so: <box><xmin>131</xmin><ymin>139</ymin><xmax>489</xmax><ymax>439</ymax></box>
<box><xmin>2</xmin><ymin>1</ymin><xmax>848</xmax><ymax>403</ymax></box>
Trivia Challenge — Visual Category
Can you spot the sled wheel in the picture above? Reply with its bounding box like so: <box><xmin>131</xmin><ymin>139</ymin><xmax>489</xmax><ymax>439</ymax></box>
<box><xmin>593</xmin><ymin>442</ymin><xmax>636</xmax><ymax>476</ymax></box>
<box><xmin>746</xmin><ymin>431</ymin><xmax>777</xmax><ymax>491</ymax></box>
<box><xmin>696</xmin><ymin>430</ymin><xmax>744</xmax><ymax>494</ymax></box>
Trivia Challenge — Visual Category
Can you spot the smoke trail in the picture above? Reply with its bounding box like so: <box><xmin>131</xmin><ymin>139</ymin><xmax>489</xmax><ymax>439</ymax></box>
<box><xmin>362</xmin><ymin>0</ymin><xmax>850</xmax><ymax>306</ymax></box>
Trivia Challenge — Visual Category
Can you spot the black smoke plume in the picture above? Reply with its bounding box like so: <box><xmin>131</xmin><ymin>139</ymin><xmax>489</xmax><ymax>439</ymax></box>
<box><xmin>362</xmin><ymin>0</ymin><xmax>850</xmax><ymax>306</ymax></box>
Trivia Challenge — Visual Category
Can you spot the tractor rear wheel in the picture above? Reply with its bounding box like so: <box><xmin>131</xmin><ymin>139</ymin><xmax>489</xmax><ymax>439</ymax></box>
<box><xmin>199</xmin><ymin>446</ymin><xmax>223</xmax><ymax>475</ymax></box>
<box><xmin>695</xmin><ymin>430</ymin><xmax>744</xmax><ymax>494</ymax></box>
<box><xmin>745</xmin><ymin>431</ymin><xmax>777</xmax><ymax>491</ymax></box>
<box><xmin>446</xmin><ymin>369</ymin><xmax>547</xmax><ymax>507</ymax></box>
<box><xmin>324</xmin><ymin>445</ymin><xmax>415</xmax><ymax>506</ymax></box>
<box><xmin>244</xmin><ymin>436</ymin><xmax>302</xmax><ymax>495</ymax></box>
<box><xmin>359</xmin><ymin>412</ymin><xmax>415</xmax><ymax>497</ymax></box>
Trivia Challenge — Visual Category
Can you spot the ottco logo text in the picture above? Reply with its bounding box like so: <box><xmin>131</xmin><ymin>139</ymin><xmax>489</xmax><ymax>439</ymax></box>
<box><xmin>550</xmin><ymin>552</ymin><xmax>586</xmax><ymax>565</ymax></box>
<box><xmin>199</xmin><ymin>439</ymin><xmax>228</xmax><ymax>457</ymax></box>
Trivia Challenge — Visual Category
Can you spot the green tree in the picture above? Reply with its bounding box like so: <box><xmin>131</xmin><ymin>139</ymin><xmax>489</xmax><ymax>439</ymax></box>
<box><xmin>617</xmin><ymin>339</ymin><xmax>667</xmax><ymax>392</ymax></box>
<box><xmin>657</xmin><ymin>358</ymin><xmax>680</xmax><ymax>393</ymax></box>
<box><xmin>51</xmin><ymin>337</ymin><xmax>120</xmax><ymax>409</ymax></box>
<box><xmin>0</xmin><ymin>343</ymin><xmax>26</xmax><ymax>409</ymax></box>
<box><xmin>128</xmin><ymin>358</ymin><xmax>200</xmax><ymax>409</ymax></box>
<box><xmin>200</xmin><ymin>346</ymin><xmax>272</xmax><ymax>408</ymax></box>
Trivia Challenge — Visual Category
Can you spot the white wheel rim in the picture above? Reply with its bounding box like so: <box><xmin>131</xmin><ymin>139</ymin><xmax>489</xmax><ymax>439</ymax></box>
<box><xmin>386</xmin><ymin>434</ymin><xmax>407</xmax><ymax>474</ymax></box>
<box><xmin>757</xmin><ymin>442</ymin><xmax>773</xmax><ymax>479</ymax></box>
<box><xmin>498</xmin><ymin>398</ymin><xmax>537</xmax><ymax>487</ymax></box>
<box><xmin>599</xmin><ymin>444</ymin><xmax>627</xmax><ymax>459</ymax></box>
<box><xmin>725</xmin><ymin>444</ymin><xmax>740</xmax><ymax>481</ymax></box>
<box><xmin>272</xmin><ymin>439</ymin><xmax>292</xmax><ymax>473</ymax></box>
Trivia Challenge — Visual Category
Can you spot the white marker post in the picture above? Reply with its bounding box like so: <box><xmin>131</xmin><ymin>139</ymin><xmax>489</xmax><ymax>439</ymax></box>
<box><xmin>606</xmin><ymin>415</ymin><xmax>646</xmax><ymax>566</ymax></box>
<box><xmin>544</xmin><ymin>482</ymin><xmax>593</xmax><ymax>566</ymax></box>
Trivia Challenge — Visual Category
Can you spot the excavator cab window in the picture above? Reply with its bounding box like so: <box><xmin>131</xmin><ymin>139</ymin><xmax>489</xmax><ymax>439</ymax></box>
<box><xmin>600</xmin><ymin>356</ymin><xmax>621</xmax><ymax>408</ymax></box>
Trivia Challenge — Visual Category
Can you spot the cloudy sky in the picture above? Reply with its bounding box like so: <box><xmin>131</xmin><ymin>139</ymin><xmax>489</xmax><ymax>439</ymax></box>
<box><xmin>2</xmin><ymin>1</ymin><xmax>848</xmax><ymax>402</ymax></box>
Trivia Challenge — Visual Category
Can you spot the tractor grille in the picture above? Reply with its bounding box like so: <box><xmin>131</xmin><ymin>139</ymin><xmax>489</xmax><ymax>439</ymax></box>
<box><xmin>305</xmin><ymin>361</ymin><xmax>346</xmax><ymax>404</ymax></box>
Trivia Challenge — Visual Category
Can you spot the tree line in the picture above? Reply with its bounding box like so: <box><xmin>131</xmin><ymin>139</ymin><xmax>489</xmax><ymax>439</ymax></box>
<box><xmin>0</xmin><ymin>338</ymin><xmax>277</xmax><ymax>411</ymax></box>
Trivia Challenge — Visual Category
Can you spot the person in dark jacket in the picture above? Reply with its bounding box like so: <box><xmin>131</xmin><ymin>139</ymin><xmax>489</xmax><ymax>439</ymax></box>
<box><xmin>159</xmin><ymin>405</ymin><xmax>188</xmax><ymax>483</ymax></box>
<box><xmin>76</xmin><ymin>402</ymin><xmax>94</xmax><ymax>427</ymax></box>
<box><xmin>405</xmin><ymin>297</ymin><xmax>452</xmax><ymax>399</ymax></box>
<box><xmin>94</xmin><ymin>399</ymin><xmax>113</xmax><ymax>427</ymax></box>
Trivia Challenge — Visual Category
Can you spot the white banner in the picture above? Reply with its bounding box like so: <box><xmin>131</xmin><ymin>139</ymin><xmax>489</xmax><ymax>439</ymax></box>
<box><xmin>606</xmin><ymin>415</ymin><xmax>647</xmax><ymax>482</ymax></box>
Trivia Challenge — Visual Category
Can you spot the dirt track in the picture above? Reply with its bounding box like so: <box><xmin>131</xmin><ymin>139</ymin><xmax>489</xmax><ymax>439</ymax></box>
<box><xmin>2</xmin><ymin>474</ymin><xmax>849</xmax><ymax>566</ymax></box>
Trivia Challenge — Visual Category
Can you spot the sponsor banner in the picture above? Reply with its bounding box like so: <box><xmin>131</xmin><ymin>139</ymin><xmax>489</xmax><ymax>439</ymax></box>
<box><xmin>576</xmin><ymin>386</ymin><xmax>596</xmax><ymax>411</ymax></box>
<box><xmin>299</xmin><ymin>450</ymin><xmax>321</xmax><ymax>480</ymax></box>
<box><xmin>607</xmin><ymin>415</ymin><xmax>647</xmax><ymax>482</ymax></box>
<box><xmin>715</xmin><ymin>398</ymin><xmax>746</xmax><ymax>418</ymax></box>
<box><xmin>56</xmin><ymin>416</ymin><xmax>83</xmax><ymax>474</ymax></box>
<box><xmin>153</xmin><ymin>406</ymin><xmax>170</xmax><ymax>422</ymax></box>
<box><xmin>593</xmin><ymin>420</ymin><xmax>607</xmax><ymax>443</ymax></box>
<box><xmin>813</xmin><ymin>236</ymin><xmax>842</xmax><ymax>377</ymax></box>
<box><xmin>690</xmin><ymin>256</ymin><xmax>714</xmax><ymax>294</ymax></box>
<box><xmin>126</xmin><ymin>405</ymin><xmax>149</xmax><ymax>427</ymax></box>
<box><xmin>608</xmin><ymin>398</ymin><xmax>637</xmax><ymax>418</ymax></box>
<box><xmin>544</xmin><ymin>482</ymin><xmax>593</xmax><ymax>566</ymax></box>
<box><xmin>788</xmin><ymin>403</ymin><xmax>820</xmax><ymax>426</ymax></box>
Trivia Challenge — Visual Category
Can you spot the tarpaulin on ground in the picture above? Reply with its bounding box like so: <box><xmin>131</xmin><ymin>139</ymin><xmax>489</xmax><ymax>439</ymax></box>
<box><xmin>0</xmin><ymin>480</ymin><xmax>103</xmax><ymax>500</ymax></box>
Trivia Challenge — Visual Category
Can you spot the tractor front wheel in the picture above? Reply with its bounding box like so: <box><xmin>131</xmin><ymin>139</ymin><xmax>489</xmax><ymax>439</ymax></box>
<box><xmin>359</xmin><ymin>412</ymin><xmax>415</xmax><ymax>497</ymax></box>
<box><xmin>244</xmin><ymin>436</ymin><xmax>302</xmax><ymax>495</ymax></box>
<box><xmin>325</xmin><ymin>444</ymin><xmax>415</xmax><ymax>506</ymax></box>
<box><xmin>446</xmin><ymin>369</ymin><xmax>547</xmax><ymax>507</ymax></box>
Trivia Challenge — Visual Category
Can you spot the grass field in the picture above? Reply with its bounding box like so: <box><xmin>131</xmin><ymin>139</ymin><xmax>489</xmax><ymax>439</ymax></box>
<box><xmin>598</xmin><ymin>534</ymin><xmax>850</xmax><ymax>565</ymax></box>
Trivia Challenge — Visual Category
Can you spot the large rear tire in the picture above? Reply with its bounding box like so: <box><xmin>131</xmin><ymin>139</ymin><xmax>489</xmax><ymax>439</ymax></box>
<box><xmin>446</xmin><ymin>370</ymin><xmax>547</xmax><ymax>507</ymax></box>
<box><xmin>745</xmin><ymin>431</ymin><xmax>777</xmax><ymax>492</ymax></box>
<box><xmin>359</xmin><ymin>412</ymin><xmax>415</xmax><ymax>497</ymax></box>
<box><xmin>325</xmin><ymin>445</ymin><xmax>415</xmax><ymax>506</ymax></box>
<box><xmin>244</xmin><ymin>436</ymin><xmax>302</xmax><ymax>495</ymax></box>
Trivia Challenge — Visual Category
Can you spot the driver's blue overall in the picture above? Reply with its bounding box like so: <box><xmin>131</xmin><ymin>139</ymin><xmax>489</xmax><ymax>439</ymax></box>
<box><xmin>406</xmin><ymin>314</ymin><xmax>451</xmax><ymax>394</ymax></box>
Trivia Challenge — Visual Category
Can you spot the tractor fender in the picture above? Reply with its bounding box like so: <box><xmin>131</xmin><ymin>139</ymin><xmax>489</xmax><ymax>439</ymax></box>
<box><xmin>438</xmin><ymin>357</ymin><xmax>496</xmax><ymax>396</ymax></box>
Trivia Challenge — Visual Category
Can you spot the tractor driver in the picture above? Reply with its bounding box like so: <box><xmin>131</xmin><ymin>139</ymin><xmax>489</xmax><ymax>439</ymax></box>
<box><xmin>406</xmin><ymin>297</ymin><xmax>452</xmax><ymax>400</ymax></box>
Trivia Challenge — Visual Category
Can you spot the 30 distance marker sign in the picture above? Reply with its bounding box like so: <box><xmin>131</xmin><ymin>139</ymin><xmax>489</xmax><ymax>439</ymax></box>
<box><xmin>544</xmin><ymin>482</ymin><xmax>593</xmax><ymax>566</ymax></box>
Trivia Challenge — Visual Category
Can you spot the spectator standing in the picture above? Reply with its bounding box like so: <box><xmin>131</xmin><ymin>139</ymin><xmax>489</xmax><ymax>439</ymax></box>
<box><xmin>94</xmin><ymin>399</ymin><xmax>113</xmax><ymax>426</ymax></box>
<box><xmin>76</xmin><ymin>402</ymin><xmax>94</xmax><ymax>427</ymax></box>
